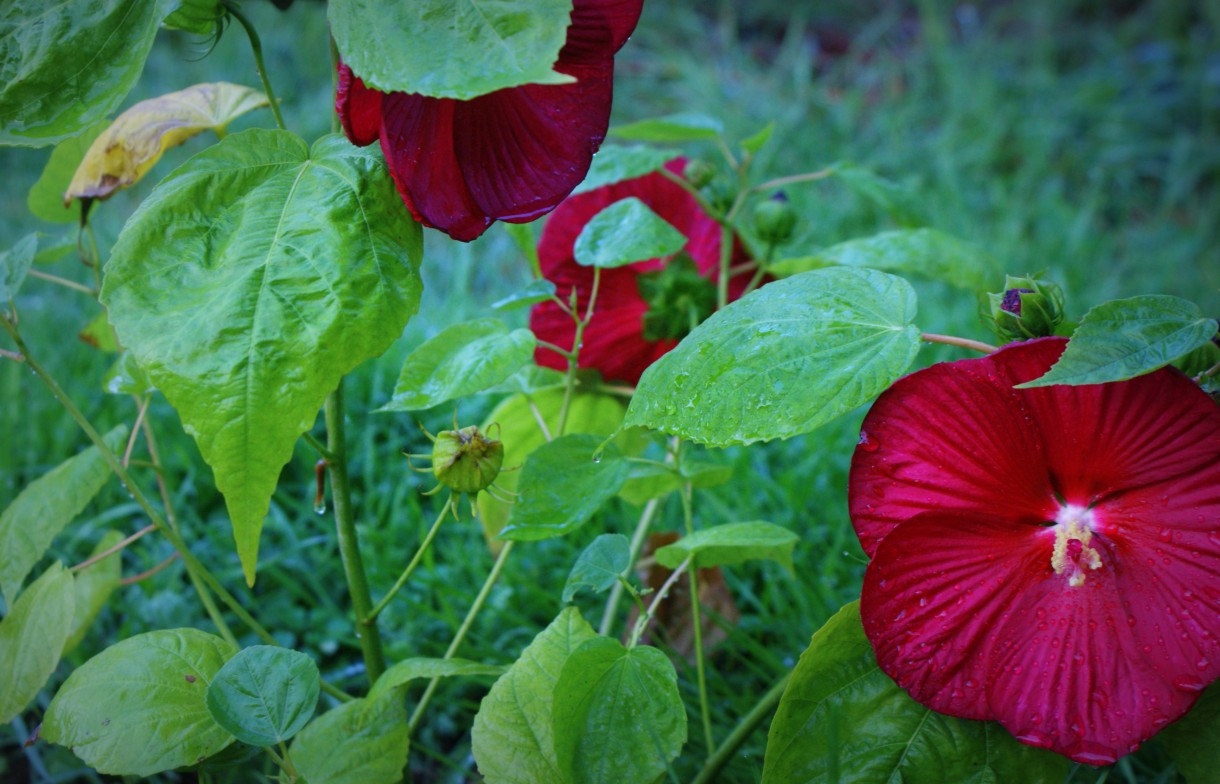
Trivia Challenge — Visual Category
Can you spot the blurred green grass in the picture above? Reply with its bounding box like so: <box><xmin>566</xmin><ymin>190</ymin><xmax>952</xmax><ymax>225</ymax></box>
<box><xmin>2</xmin><ymin>1</ymin><xmax>1217</xmax><ymax>782</ymax></box>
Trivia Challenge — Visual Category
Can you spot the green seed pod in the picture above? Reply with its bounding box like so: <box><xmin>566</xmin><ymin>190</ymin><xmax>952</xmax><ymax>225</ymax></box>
<box><xmin>431</xmin><ymin>425</ymin><xmax>504</xmax><ymax>494</ymax></box>
<box><xmin>986</xmin><ymin>274</ymin><xmax>1066</xmax><ymax>342</ymax></box>
<box><xmin>682</xmin><ymin>159</ymin><xmax>716</xmax><ymax>189</ymax></box>
<box><xmin>753</xmin><ymin>192</ymin><xmax>796</xmax><ymax>244</ymax></box>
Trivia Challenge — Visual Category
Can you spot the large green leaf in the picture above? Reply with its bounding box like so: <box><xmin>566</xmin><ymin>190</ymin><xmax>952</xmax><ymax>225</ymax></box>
<box><xmin>574</xmin><ymin>197</ymin><xmax>688</xmax><ymax>268</ymax></box>
<box><xmin>0</xmin><ymin>233</ymin><xmax>38</xmax><ymax>304</ymax></box>
<box><xmin>611</xmin><ymin>113</ymin><xmax>724</xmax><ymax>142</ymax></box>
<box><xmin>1160</xmin><ymin>682</ymin><xmax>1220</xmax><ymax>784</ymax></box>
<box><xmin>291</xmin><ymin>693</ymin><xmax>408</xmax><ymax>784</ymax></box>
<box><xmin>329</xmin><ymin>0</ymin><xmax>574</xmax><ymax>99</ymax></box>
<box><xmin>42</xmin><ymin>628</ymin><xmax>238</xmax><ymax>776</ymax></box>
<box><xmin>499</xmin><ymin>434</ymin><xmax>630</xmax><ymax>541</ymax></box>
<box><xmin>573</xmin><ymin>145</ymin><xmax>678</xmax><ymax>195</ymax></box>
<box><xmin>64</xmin><ymin>530</ymin><xmax>124</xmax><ymax>653</ymax></box>
<box><xmin>472</xmin><ymin>607</ymin><xmax>598</xmax><ymax>784</ymax></box>
<box><xmin>100</xmin><ymin>130</ymin><xmax>423</xmax><ymax>584</ymax></box>
<box><xmin>380</xmin><ymin>318</ymin><xmax>535</xmax><ymax>411</ymax></box>
<box><xmin>563</xmin><ymin>534</ymin><xmax>630</xmax><ymax>603</ymax></box>
<box><xmin>625</xmin><ymin>267</ymin><xmax>921</xmax><ymax>446</ymax></box>
<box><xmin>0</xmin><ymin>0</ymin><xmax>165</xmax><ymax>147</ymax></box>
<box><xmin>768</xmin><ymin>229</ymin><xmax>995</xmax><ymax>291</ymax></box>
<box><xmin>552</xmin><ymin>638</ymin><xmax>687</xmax><ymax>784</ymax></box>
<box><xmin>0</xmin><ymin>425</ymin><xmax>127</xmax><ymax>605</ymax></box>
<box><xmin>1018</xmin><ymin>295</ymin><xmax>1219</xmax><ymax>387</ymax></box>
<box><xmin>476</xmin><ymin>389</ymin><xmax>635</xmax><ymax>543</ymax></box>
<box><xmin>205</xmin><ymin>646</ymin><xmax>320</xmax><ymax>747</ymax></box>
<box><xmin>0</xmin><ymin>563</ymin><xmax>75</xmax><ymax>724</ymax></box>
<box><xmin>366</xmin><ymin>657</ymin><xmax>506</xmax><ymax>706</ymax></box>
<box><xmin>27</xmin><ymin>120</ymin><xmax>109</xmax><ymax>224</ymax></box>
<box><xmin>761</xmin><ymin>602</ymin><xmax>1069</xmax><ymax>784</ymax></box>
<box><xmin>654</xmin><ymin>521</ymin><xmax>798</xmax><ymax>571</ymax></box>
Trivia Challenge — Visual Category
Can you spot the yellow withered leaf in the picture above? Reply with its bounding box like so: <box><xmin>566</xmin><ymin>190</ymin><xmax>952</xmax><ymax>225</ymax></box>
<box><xmin>63</xmin><ymin>82</ymin><xmax>269</xmax><ymax>205</ymax></box>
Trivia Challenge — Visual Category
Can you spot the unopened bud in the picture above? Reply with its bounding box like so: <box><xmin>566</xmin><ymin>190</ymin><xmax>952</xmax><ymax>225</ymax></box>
<box><xmin>431</xmin><ymin>425</ymin><xmax>503</xmax><ymax>494</ymax></box>
<box><xmin>700</xmin><ymin>177</ymin><xmax>736</xmax><ymax>215</ymax></box>
<box><xmin>682</xmin><ymin>159</ymin><xmax>716</xmax><ymax>189</ymax></box>
<box><xmin>753</xmin><ymin>192</ymin><xmax>796</xmax><ymax>244</ymax></box>
<box><xmin>986</xmin><ymin>274</ymin><xmax>1065</xmax><ymax>341</ymax></box>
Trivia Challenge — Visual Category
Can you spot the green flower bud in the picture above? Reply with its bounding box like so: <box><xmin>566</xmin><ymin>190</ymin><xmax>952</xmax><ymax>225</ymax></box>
<box><xmin>700</xmin><ymin>177</ymin><xmax>736</xmax><ymax>215</ymax></box>
<box><xmin>986</xmin><ymin>274</ymin><xmax>1065</xmax><ymax>341</ymax></box>
<box><xmin>431</xmin><ymin>425</ymin><xmax>504</xmax><ymax>494</ymax></box>
<box><xmin>682</xmin><ymin>159</ymin><xmax>716</xmax><ymax>189</ymax></box>
<box><xmin>752</xmin><ymin>192</ymin><xmax>796</xmax><ymax>244</ymax></box>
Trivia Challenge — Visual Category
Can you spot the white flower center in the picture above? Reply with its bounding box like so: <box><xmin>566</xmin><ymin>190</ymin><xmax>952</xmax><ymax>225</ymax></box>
<box><xmin>1050</xmin><ymin>505</ymin><xmax>1103</xmax><ymax>588</ymax></box>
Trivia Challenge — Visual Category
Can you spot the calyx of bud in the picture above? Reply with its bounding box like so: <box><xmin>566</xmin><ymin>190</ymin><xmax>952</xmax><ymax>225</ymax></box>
<box><xmin>682</xmin><ymin>159</ymin><xmax>716</xmax><ymax>189</ymax></box>
<box><xmin>431</xmin><ymin>425</ymin><xmax>504</xmax><ymax>494</ymax></box>
<box><xmin>986</xmin><ymin>274</ymin><xmax>1065</xmax><ymax>341</ymax></box>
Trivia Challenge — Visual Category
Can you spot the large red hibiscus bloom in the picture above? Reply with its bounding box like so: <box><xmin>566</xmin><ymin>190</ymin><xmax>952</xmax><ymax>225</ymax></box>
<box><xmin>850</xmin><ymin>337</ymin><xmax>1220</xmax><ymax>765</ymax></box>
<box><xmin>529</xmin><ymin>160</ymin><xmax>751</xmax><ymax>385</ymax></box>
<box><xmin>336</xmin><ymin>0</ymin><xmax>644</xmax><ymax>242</ymax></box>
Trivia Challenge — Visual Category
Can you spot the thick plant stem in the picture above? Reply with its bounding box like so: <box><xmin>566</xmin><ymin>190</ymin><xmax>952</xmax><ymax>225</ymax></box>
<box><xmin>225</xmin><ymin>0</ymin><xmax>286</xmax><ymax>131</ymax></box>
<box><xmin>690</xmin><ymin>672</ymin><xmax>791</xmax><ymax>784</ymax></box>
<box><xmin>598</xmin><ymin>497</ymin><xmax>661</xmax><ymax>635</ymax></box>
<box><xmin>408</xmin><ymin>540</ymin><xmax>516</xmax><ymax>733</ymax></box>
<box><xmin>920</xmin><ymin>332</ymin><xmax>998</xmax><ymax>354</ymax></box>
<box><xmin>325</xmin><ymin>381</ymin><xmax>386</xmax><ymax>685</ymax></box>
<box><xmin>681</xmin><ymin>483</ymin><xmax>715</xmax><ymax>755</ymax></box>
<box><xmin>365</xmin><ymin>495</ymin><xmax>452</xmax><ymax>624</ymax></box>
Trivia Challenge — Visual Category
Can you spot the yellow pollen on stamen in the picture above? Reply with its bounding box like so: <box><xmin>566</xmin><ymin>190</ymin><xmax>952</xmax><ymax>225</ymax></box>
<box><xmin>1050</xmin><ymin>505</ymin><xmax>1103</xmax><ymax>587</ymax></box>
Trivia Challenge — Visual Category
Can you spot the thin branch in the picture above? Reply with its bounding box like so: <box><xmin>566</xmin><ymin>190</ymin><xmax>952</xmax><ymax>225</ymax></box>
<box><xmin>122</xmin><ymin>397</ymin><xmax>151</xmax><ymax>467</ymax></box>
<box><xmin>0</xmin><ymin>348</ymin><xmax>24</xmax><ymax>363</ymax></box>
<box><xmin>752</xmin><ymin>168</ymin><xmax>835</xmax><ymax>192</ymax></box>
<box><xmin>71</xmin><ymin>524</ymin><xmax>156</xmax><ymax>572</ymax></box>
<box><xmin>627</xmin><ymin>556</ymin><xmax>690</xmax><ymax>649</ymax></box>
<box><xmin>26</xmin><ymin>269</ymin><xmax>95</xmax><ymax>295</ymax></box>
<box><xmin>120</xmin><ymin>552</ymin><xmax>180</xmax><ymax>585</ymax></box>
<box><xmin>920</xmin><ymin>332</ymin><xmax>998</xmax><ymax>354</ymax></box>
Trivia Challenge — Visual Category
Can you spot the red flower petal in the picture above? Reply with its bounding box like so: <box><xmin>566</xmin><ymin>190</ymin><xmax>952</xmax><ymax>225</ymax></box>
<box><xmin>335</xmin><ymin>63</ymin><xmax>382</xmax><ymax>148</ymax></box>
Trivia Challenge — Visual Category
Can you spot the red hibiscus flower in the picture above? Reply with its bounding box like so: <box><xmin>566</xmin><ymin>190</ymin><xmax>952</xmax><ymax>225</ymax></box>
<box><xmin>335</xmin><ymin>0</ymin><xmax>644</xmax><ymax>242</ymax></box>
<box><xmin>528</xmin><ymin>159</ymin><xmax>751</xmax><ymax>385</ymax></box>
<box><xmin>849</xmin><ymin>337</ymin><xmax>1220</xmax><ymax>765</ymax></box>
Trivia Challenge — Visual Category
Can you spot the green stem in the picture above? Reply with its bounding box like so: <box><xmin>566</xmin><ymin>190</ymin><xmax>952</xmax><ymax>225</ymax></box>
<box><xmin>25</xmin><ymin>269</ymin><xmax>95</xmax><ymax>296</ymax></box>
<box><xmin>920</xmin><ymin>332</ymin><xmax>998</xmax><ymax>354</ymax></box>
<box><xmin>301</xmin><ymin>430</ymin><xmax>333</xmax><ymax>461</ymax></box>
<box><xmin>557</xmin><ymin>268</ymin><xmax>601</xmax><ymax>436</ymax></box>
<box><xmin>326</xmin><ymin>380</ymin><xmax>386</xmax><ymax>685</ymax></box>
<box><xmin>408</xmin><ymin>540</ymin><xmax>515</xmax><ymax>733</ymax></box>
<box><xmin>225</xmin><ymin>0</ymin><xmax>286</xmax><ymax>131</ymax></box>
<box><xmin>659</xmin><ymin>168</ymin><xmax>721</xmax><ymax>221</ymax></box>
<box><xmin>681</xmin><ymin>483</ymin><xmax>714</xmax><ymax>754</ymax></box>
<box><xmin>598</xmin><ymin>496</ymin><xmax>661</xmax><ymax>635</ymax></box>
<box><xmin>627</xmin><ymin>556</ymin><xmax>689</xmax><ymax>649</ymax></box>
<box><xmin>83</xmin><ymin>223</ymin><xmax>103</xmax><ymax>292</ymax></box>
<box><xmin>752</xmin><ymin>168</ymin><xmax>834</xmax><ymax>192</ymax></box>
<box><xmin>365</xmin><ymin>495</ymin><xmax>452</xmax><ymax>623</ymax></box>
<box><xmin>689</xmin><ymin>672</ymin><xmax>791</xmax><ymax>784</ymax></box>
<box><xmin>277</xmin><ymin>742</ymin><xmax>299</xmax><ymax>781</ymax></box>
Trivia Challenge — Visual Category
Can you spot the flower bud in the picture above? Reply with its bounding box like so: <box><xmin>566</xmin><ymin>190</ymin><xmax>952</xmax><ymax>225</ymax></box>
<box><xmin>700</xmin><ymin>177</ymin><xmax>736</xmax><ymax>215</ymax></box>
<box><xmin>431</xmin><ymin>425</ymin><xmax>504</xmax><ymax>494</ymax></box>
<box><xmin>752</xmin><ymin>192</ymin><xmax>796</xmax><ymax>244</ymax></box>
<box><xmin>682</xmin><ymin>159</ymin><xmax>716</xmax><ymax>189</ymax></box>
<box><xmin>986</xmin><ymin>275</ymin><xmax>1065</xmax><ymax>341</ymax></box>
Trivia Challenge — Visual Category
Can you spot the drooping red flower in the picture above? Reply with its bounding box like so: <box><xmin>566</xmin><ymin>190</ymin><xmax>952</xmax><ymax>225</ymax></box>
<box><xmin>335</xmin><ymin>0</ymin><xmax>644</xmax><ymax>242</ymax></box>
<box><xmin>528</xmin><ymin>159</ymin><xmax>751</xmax><ymax>385</ymax></box>
<box><xmin>850</xmin><ymin>337</ymin><xmax>1220</xmax><ymax>765</ymax></box>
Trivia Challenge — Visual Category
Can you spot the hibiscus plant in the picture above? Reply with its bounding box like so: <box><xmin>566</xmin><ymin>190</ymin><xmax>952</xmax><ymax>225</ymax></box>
<box><xmin>1</xmin><ymin>2</ymin><xmax>1219</xmax><ymax>783</ymax></box>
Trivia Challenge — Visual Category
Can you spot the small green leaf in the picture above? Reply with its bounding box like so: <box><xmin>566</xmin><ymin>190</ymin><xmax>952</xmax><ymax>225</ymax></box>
<box><xmin>618</xmin><ymin>458</ymin><xmax>732</xmax><ymax>506</ymax></box>
<box><xmin>574</xmin><ymin>197</ymin><xmax>688</xmax><ymax>269</ymax></box>
<box><xmin>741</xmin><ymin>122</ymin><xmax>775</xmax><ymax>155</ymax></box>
<box><xmin>33</xmin><ymin>239</ymin><xmax>77</xmax><ymax>266</ymax></box>
<box><xmin>552</xmin><ymin>638</ymin><xmax>686</xmax><ymax>784</ymax></box>
<box><xmin>484</xmin><ymin>364</ymin><xmax>569</xmax><ymax>396</ymax></box>
<box><xmin>499</xmin><ymin>434</ymin><xmax>630</xmax><ymax>541</ymax></box>
<box><xmin>102</xmin><ymin>353</ymin><xmax>156</xmax><ymax>396</ymax></box>
<box><xmin>100</xmin><ymin>130</ymin><xmax>423</xmax><ymax>585</ymax></box>
<box><xmin>367</xmin><ymin>657</ymin><xmax>506</xmax><ymax>706</ymax></box>
<box><xmin>761</xmin><ymin>602</ymin><xmax>1069</xmax><ymax>784</ymax></box>
<box><xmin>79</xmin><ymin>311</ymin><xmax>121</xmax><ymax>353</ymax></box>
<box><xmin>0</xmin><ymin>563</ymin><xmax>75</xmax><ymax>724</ymax></box>
<box><xmin>572</xmin><ymin>145</ymin><xmax>678</xmax><ymax>195</ymax></box>
<box><xmin>493</xmin><ymin>279</ymin><xmax>558</xmax><ymax>311</ymax></box>
<box><xmin>625</xmin><ymin>268</ymin><xmax>921</xmax><ymax>446</ymax></box>
<box><xmin>1017</xmin><ymin>296</ymin><xmax>1220</xmax><ymax>387</ymax></box>
<box><xmin>42</xmin><ymin>628</ymin><xmax>238</xmax><ymax>776</ymax></box>
<box><xmin>64</xmin><ymin>531</ymin><xmax>124</xmax><ymax>653</ymax></box>
<box><xmin>831</xmin><ymin>162</ymin><xmax>927</xmax><ymax>227</ymax></box>
<box><xmin>205</xmin><ymin>646</ymin><xmax>320</xmax><ymax>747</ymax></box>
<box><xmin>654</xmin><ymin>521</ymin><xmax>798</xmax><ymax>570</ymax></box>
<box><xmin>381</xmin><ymin>319</ymin><xmax>536</xmax><ymax>411</ymax></box>
<box><xmin>471</xmin><ymin>607</ymin><xmax>599</xmax><ymax>784</ymax></box>
<box><xmin>0</xmin><ymin>233</ymin><xmax>38</xmax><ymax>304</ymax></box>
<box><xmin>1160</xmin><ymin>681</ymin><xmax>1220</xmax><ymax>784</ymax></box>
<box><xmin>768</xmin><ymin>229</ymin><xmax>995</xmax><ymax>292</ymax></box>
<box><xmin>0</xmin><ymin>0</ymin><xmax>166</xmax><ymax>147</ymax></box>
<box><xmin>611</xmin><ymin>113</ymin><xmax>724</xmax><ymax>142</ymax></box>
<box><xmin>563</xmin><ymin>534</ymin><xmax>630</xmax><ymax>603</ymax></box>
<box><xmin>329</xmin><ymin>0</ymin><xmax>575</xmax><ymax>100</ymax></box>
<box><xmin>291</xmin><ymin>693</ymin><xmax>408</xmax><ymax>784</ymax></box>
<box><xmin>27</xmin><ymin>120</ymin><xmax>108</xmax><ymax>224</ymax></box>
<box><xmin>0</xmin><ymin>425</ymin><xmax>128</xmax><ymax>605</ymax></box>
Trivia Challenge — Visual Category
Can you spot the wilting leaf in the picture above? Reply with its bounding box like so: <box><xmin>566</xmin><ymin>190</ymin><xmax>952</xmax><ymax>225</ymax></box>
<box><xmin>27</xmin><ymin>120</ymin><xmax>108</xmax><ymax>224</ymax></box>
<box><xmin>64</xmin><ymin>82</ymin><xmax>269</xmax><ymax>204</ymax></box>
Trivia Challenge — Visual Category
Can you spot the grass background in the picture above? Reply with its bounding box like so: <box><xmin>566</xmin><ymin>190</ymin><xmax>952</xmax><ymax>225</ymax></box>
<box><xmin>2</xmin><ymin>0</ymin><xmax>1217</xmax><ymax>781</ymax></box>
